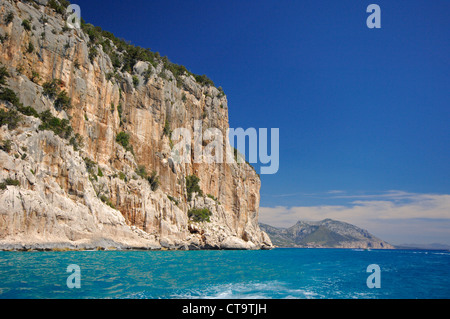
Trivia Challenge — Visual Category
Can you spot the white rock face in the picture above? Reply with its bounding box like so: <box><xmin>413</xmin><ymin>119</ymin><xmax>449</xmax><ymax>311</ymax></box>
<box><xmin>0</xmin><ymin>0</ymin><xmax>272</xmax><ymax>250</ymax></box>
<box><xmin>221</xmin><ymin>236</ymin><xmax>254</xmax><ymax>250</ymax></box>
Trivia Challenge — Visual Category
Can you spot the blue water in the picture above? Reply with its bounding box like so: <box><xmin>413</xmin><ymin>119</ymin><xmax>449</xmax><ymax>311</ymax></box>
<box><xmin>0</xmin><ymin>248</ymin><xmax>449</xmax><ymax>299</ymax></box>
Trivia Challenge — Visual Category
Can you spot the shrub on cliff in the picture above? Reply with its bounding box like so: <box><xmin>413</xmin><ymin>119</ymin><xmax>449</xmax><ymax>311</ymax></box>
<box><xmin>42</xmin><ymin>79</ymin><xmax>63</xmax><ymax>98</ymax></box>
<box><xmin>17</xmin><ymin>105</ymin><xmax>39</xmax><ymax>118</ymax></box>
<box><xmin>116</xmin><ymin>131</ymin><xmax>130</xmax><ymax>148</ymax></box>
<box><xmin>164</xmin><ymin>62</ymin><xmax>188</xmax><ymax>83</ymax></box>
<box><xmin>83</xmin><ymin>157</ymin><xmax>97</xmax><ymax>176</ymax></box>
<box><xmin>48</xmin><ymin>0</ymin><xmax>70</xmax><ymax>15</ymax></box>
<box><xmin>217</xmin><ymin>86</ymin><xmax>225</xmax><ymax>97</ymax></box>
<box><xmin>143</xmin><ymin>67</ymin><xmax>153</xmax><ymax>83</ymax></box>
<box><xmin>54</xmin><ymin>90</ymin><xmax>72</xmax><ymax>110</ymax></box>
<box><xmin>30</xmin><ymin>71</ymin><xmax>40</xmax><ymax>83</ymax></box>
<box><xmin>110</xmin><ymin>52</ymin><xmax>122</xmax><ymax>70</ymax></box>
<box><xmin>186</xmin><ymin>175</ymin><xmax>202</xmax><ymax>201</ymax></box>
<box><xmin>88</xmin><ymin>46</ymin><xmax>98</xmax><ymax>62</ymax></box>
<box><xmin>194</xmin><ymin>74</ymin><xmax>215</xmax><ymax>87</ymax></box>
<box><xmin>4</xmin><ymin>11</ymin><xmax>14</xmax><ymax>24</ymax></box>
<box><xmin>0</xmin><ymin>139</ymin><xmax>12</xmax><ymax>153</ymax></box>
<box><xmin>0</xmin><ymin>87</ymin><xmax>20</xmax><ymax>106</ymax></box>
<box><xmin>148</xmin><ymin>171</ymin><xmax>160</xmax><ymax>191</ymax></box>
<box><xmin>163</xmin><ymin>119</ymin><xmax>171</xmax><ymax>136</ymax></box>
<box><xmin>188</xmin><ymin>208</ymin><xmax>212</xmax><ymax>223</ymax></box>
<box><xmin>26</xmin><ymin>42</ymin><xmax>34</xmax><ymax>54</ymax></box>
<box><xmin>0</xmin><ymin>86</ymin><xmax>39</xmax><ymax>119</ymax></box>
<box><xmin>167</xmin><ymin>195</ymin><xmax>179</xmax><ymax>206</ymax></box>
<box><xmin>0</xmin><ymin>109</ymin><xmax>21</xmax><ymax>130</ymax></box>
<box><xmin>0</xmin><ymin>178</ymin><xmax>21</xmax><ymax>190</ymax></box>
<box><xmin>99</xmin><ymin>194</ymin><xmax>115</xmax><ymax>209</ymax></box>
<box><xmin>207</xmin><ymin>194</ymin><xmax>218</xmax><ymax>202</ymax></box>
<box><xmin>135</xmin><ymin>165</ymin><xmax>147</xmax><ymax>179</ymax></box>
<box><xmin>69</xmin><ymin>133</ymin><xmax>83</xmax><ymax>151</ymax></box>
<box><xmin>132</xmin><ymin>75</ymin><xmax>139</xmax><ymax>88</ymax></box>
<box><xmin>38</xmin><ymin>110</ymin><xmax>73</xmax><ymax>139</ymax></box>
<box><xmin>21</xmin><ymin>19</ymin><xmax>31</xmax><ymax>31</ymax></box>
<box><xmin>0</xmin><ymin>64</ymin><xmax>10</xmax><ymax>85</ymax></box>
<box><xmin>0</xmin><ymin>84</ymin><xmax>81</xmax><ymax>150</ymax></box>
<box><xmin>117</xmin><ymin>103</ymin><xmax>123</xmax><ymax>119</ymax></box>
<box><xmin>135</xmin><ymin>166</ymin><xmax>159</xmax><ymax>190</ymax></box>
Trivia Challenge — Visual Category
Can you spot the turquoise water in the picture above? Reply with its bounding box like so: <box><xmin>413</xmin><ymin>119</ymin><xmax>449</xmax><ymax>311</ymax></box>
<box><xmin>0</xmin><ymin>248</ymin><xmax>449</xmax><ymax>299</ymax></box>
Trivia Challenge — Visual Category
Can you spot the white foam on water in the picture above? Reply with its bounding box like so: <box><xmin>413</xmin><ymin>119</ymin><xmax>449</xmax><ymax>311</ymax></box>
<box><xmin>169</xmin><ymin>281</ymin><xmax>322</xmax><ymax>299</ymax></box>
<box><xmin>430</xmin><ymin>251</ymin><xmax>450</xmax><ymax>256</ymax></box>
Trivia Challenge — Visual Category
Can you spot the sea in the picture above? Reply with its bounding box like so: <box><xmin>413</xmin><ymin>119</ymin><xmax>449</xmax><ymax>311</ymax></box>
<box><xmin>0</xmin><ymin>248</ymin><xmax>449</xmax><ymax>299</ymax></box>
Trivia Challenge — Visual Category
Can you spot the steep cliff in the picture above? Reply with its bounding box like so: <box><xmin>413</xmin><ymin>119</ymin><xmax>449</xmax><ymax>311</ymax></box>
<box><xmin>0</xmin><ymin>0</ymin><xmax>272</xmax><ymax>250</ymax></box>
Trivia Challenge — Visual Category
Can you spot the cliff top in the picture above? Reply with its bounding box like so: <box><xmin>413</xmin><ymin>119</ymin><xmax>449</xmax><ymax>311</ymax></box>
<box><xmin>32</xmin><ymin>0</ymin><xmax>222</xmax><ymax>93</ymax></box>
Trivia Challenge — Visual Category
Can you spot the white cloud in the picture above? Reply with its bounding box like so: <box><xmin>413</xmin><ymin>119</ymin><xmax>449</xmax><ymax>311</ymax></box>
<box><xmin>326</xmin><ymin>190</ymin><xmax>346</xmax><ymax>194</ymax></box>
<box><xmin>259</xmin><ymin>192</ymin><xmax>450</xmax><ymax>245</ymax></box>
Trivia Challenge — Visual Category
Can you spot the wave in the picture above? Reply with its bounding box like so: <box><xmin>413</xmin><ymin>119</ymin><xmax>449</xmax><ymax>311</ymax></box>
<box><xmin>168</xmin><ymin>281</ymin><xmax>322</xmax><ymax>299</ymax></box>
<box><xmin>410</xmin><ymin>250</ymin><xmax>450</xmax><ymax>256</ymax></box>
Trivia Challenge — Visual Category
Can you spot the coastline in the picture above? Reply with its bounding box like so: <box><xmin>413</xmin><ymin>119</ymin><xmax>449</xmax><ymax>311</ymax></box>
<box><xmin>0</xmin><ymin>238</ymin><xmax>274</xmax><ymax>252</ymax></box>
<box><xmin>2</xmin><ymin>243</ymin><xmax>428</xmax><ymax>252</ymax></box>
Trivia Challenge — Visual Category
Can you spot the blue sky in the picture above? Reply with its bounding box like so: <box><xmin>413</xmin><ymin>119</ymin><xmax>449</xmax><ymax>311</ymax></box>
<box><xmin>75</xmin><ymin>0</ymin><xmax>450</xmax><ymax>244</ymax></box>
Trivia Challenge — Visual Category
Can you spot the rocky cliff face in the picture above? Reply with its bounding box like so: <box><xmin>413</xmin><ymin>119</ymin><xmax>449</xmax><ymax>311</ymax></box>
<box><xmin>0</xmin><ymin>0</ymin><xmax>272</xmax><ymax>250</ymax></box>
<box><xmin>260</xmin><ymin>219</ymin><xmax>394</xmax><ymax>249</ymax></box>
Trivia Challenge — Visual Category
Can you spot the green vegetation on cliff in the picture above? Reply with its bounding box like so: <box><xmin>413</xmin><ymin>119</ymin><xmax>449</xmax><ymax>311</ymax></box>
<box><xmin>42</xmin><ymin>0</ymin><xmax>218</xmax><ymax>88</ymax></box>
<box><xmin>186</xmin><ymin>175</ymin><xmax>202</xmax><ymax>201</ymax></box>
<box><xmin>0</xmin><ymin>178</ymin><xmax>21</xmax><ymax>190</ymax></box>
<box><xmin>188</xmin><ymin>208</ymin><xmax>212</xmax><ymax>223</ymax></box>
<box><xmin>78</xmin><ymin>10</ymin><xmax>215</xmax><ymax>88</ymax></box>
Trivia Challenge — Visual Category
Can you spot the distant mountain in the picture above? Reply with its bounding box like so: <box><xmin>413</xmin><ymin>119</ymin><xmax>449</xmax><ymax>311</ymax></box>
<box><xmin>260</xmin><ymin>219</ymin><xmax>394</xmax><ymax>249</ymax></box>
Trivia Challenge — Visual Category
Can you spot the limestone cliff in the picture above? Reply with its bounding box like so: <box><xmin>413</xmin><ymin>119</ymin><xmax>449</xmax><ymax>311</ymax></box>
<box><xmin>0</xmin><ymin>0</ymin><xmax>272</xmax><ymax>250</ymax></box>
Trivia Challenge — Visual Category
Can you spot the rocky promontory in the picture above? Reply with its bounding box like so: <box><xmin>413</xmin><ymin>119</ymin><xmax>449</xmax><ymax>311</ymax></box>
<box><xmin>0</xmin><ymin>0</ymin><xmax>272</xmax><ymax>250</ymax></box>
